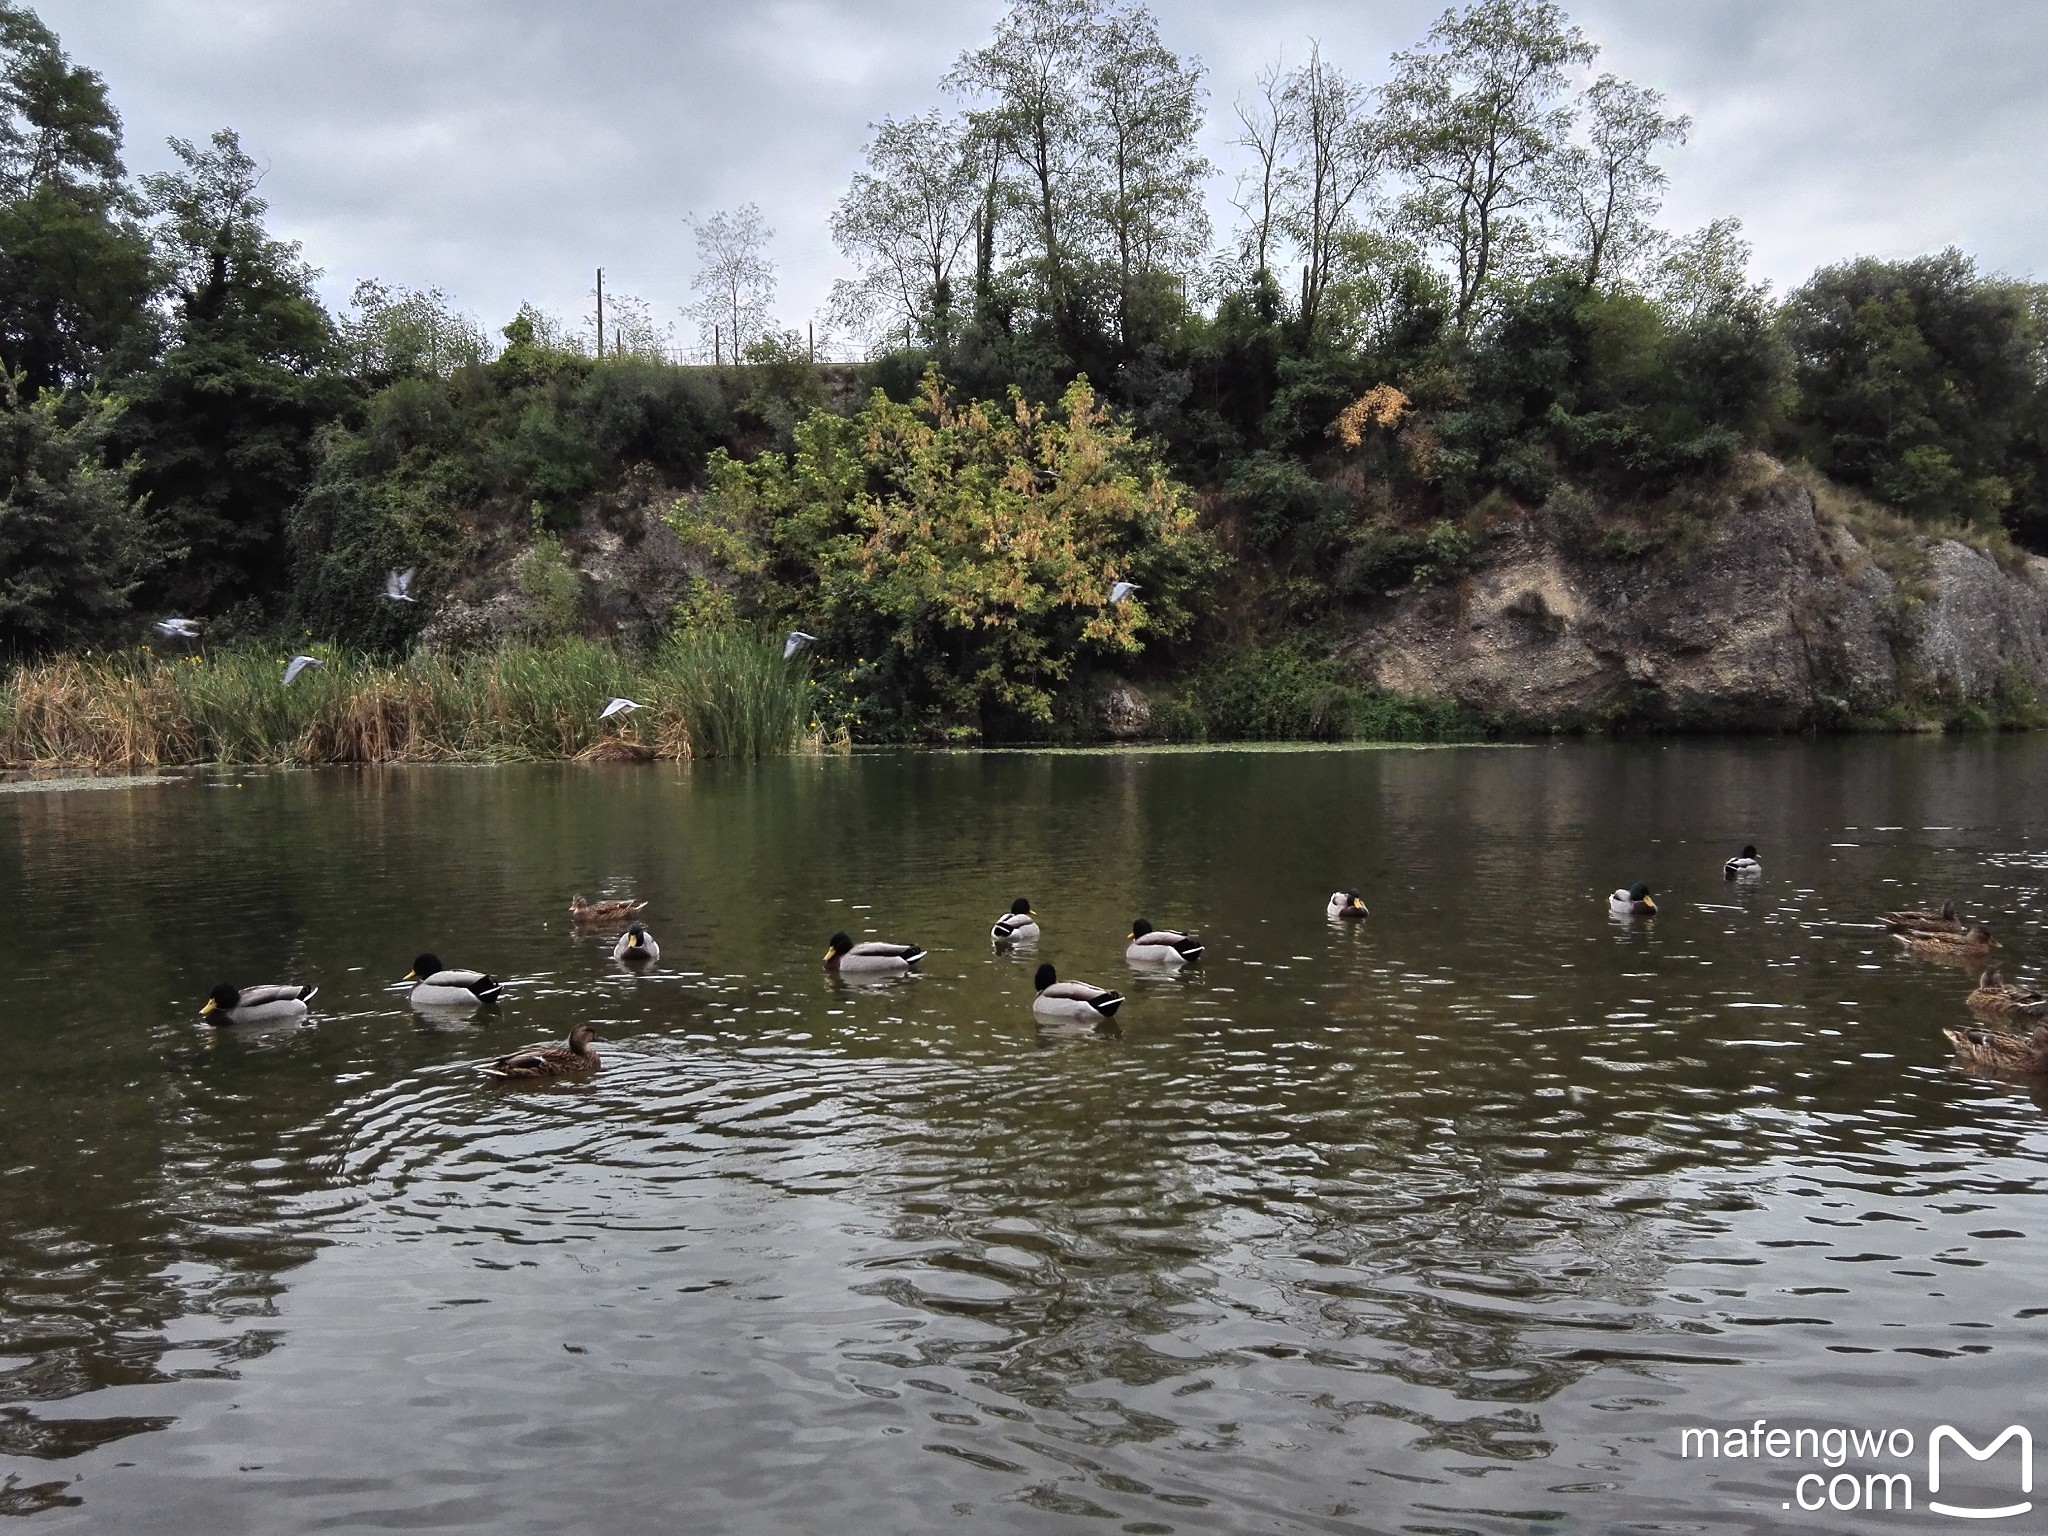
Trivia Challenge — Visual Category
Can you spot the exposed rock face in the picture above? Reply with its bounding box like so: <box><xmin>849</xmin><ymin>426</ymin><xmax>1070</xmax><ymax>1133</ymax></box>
<box><xmin>419</xmin><ymin>472</ymin><xmax>703</xmax><ymax>653</ymax></box>
<box><xmin>1341</xmin><ymin>478</ymin><xmax>2048</xmax><ymax>729</ymax></box>
<box><xmin>1095</xmin><ymin>680</ymin><xmax>1153</xmax><ymax>740</ymax></box>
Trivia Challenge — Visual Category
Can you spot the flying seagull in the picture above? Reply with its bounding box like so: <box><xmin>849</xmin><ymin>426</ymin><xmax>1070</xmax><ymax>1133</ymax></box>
<box><xmin>1108</xmin><ymin>581</ymin><xmax>1139</xmax><ymax>605</ymax></box>
<box><xmin>783</xmin><ymin>631</ymin><xmax>819</xmax><ymax>660</ymax></box>
<box><xmin>383</xmin><ymin>568</ymin><xmax>417</xmax><ymax>603</ymax></box>
<box><xmin>153</xmin><ymin>617</ymin><xmax>200</xmax><ymax>639</ymax></box>
<box><xmin>599</xmin><ymin>697</ymin><xmax>645</xmax><ymax>721</ymax></box>
<box><xmin>282</xmin><ymin>655</ymin><xmax>324</xmax><ymax>686</ymax></box>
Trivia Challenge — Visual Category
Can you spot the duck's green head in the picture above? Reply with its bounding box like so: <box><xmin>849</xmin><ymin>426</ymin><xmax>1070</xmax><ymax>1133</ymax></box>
<box><xmin>407</xmin><ymin>953</ymin><xmax>442</xmax><ymax>981</ymax></box>
<box><xmin>1010</xmin><ymin>897</ymin><xmax>1035</xmax><ymax>916</ymax></box>
<box><xmin>624</xmin><ymin>923</ymin><xmax>650</xmax><ymax>947</ymax></box>
<box><xmin>1129</xmin><ymin>918</ymin><xmax>1153</xmax><ymax>940</ymax></box>
<box><xmin>202</xmin><ymin>984</ymin><xmax>240</xmax><ymax>1016</ymax></box>
<box><xmin>1628</xmin><ymin>882</ymin><xmax>1654</xmax><ymax>911</ymax></box>
<box><xmin>1034</xmin><ymin>963</ymin><xmax>1057</xmax><ymax>991</ymax></box>
<box><xmin>824</xmin><ymin>931</ymin><xmax>855</xmax><ymax>962</ymax></box>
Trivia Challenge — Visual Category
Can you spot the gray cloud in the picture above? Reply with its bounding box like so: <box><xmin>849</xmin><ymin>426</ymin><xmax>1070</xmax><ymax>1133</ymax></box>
<box><xmin>33</xmin><ymin>0</ymin><xmax>2048</xmax><ymax>352</ymax></box>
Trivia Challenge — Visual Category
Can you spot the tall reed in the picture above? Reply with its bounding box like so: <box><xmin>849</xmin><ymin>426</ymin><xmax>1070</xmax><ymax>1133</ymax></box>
<box><xmin>0</xmin><ymin>634</ymin><xmax>816</xmax><ymax>769</ymax></box>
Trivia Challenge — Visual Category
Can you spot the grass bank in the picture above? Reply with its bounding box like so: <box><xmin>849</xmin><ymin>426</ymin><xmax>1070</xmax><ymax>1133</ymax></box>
<box><xmin>0</xmin><ymin>633</ymin><xmax>817</xmax><ymax>768</ymax></box>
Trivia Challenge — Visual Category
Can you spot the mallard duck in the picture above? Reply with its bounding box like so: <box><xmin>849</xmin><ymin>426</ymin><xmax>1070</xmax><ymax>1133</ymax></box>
<box><xmin>1608</xmin><ymin>882</ymin><xmax>1656</xmax><ymax>916</ymax></box>
<box><xmin>612</xmin><ymin>922</ymin><xmax>659</xmax><ymax>964</ymax></box>
<box><xmin>406</xmin><ymin>954</ymin><xmax>505</xmax><ymax>1007</ymax></box>
<box><xmin>991</xmin><ymin>898</ymin><xmax>1040</xmax><ymax>945</ymax></box>
<box><xmin>201</xmin><ymin>983</ymin><xmax>317</xmax><ymax>1027</ymax></box>
<box><xmin>481</xmin><ymin>1023</ymin><xmax>600</xmax><ymax>1080</ymax></box>
<box><xmin>1326</xmin><ymin>890</ymin><xmax>1369</xmax><ymax>921</ymax></box>
<box><xmin>1896</xmin><ymin>925</ymin><xmax>1997</xmax><ymax>962</ymax></box>
<box><xmin>1967</xmin><ymin>965</ymin><xmax>2048</xmax><ymax>1020</ymax></box>
<box><xmin>1724</xmin><ymin>845</ymin><xmax>1762</xmax><ymax>879</ymax></box>
<box><xmin>570</xmin><ymin>894</ymin><xmax>648</xmax><ymax>925</ymax></box>
<box><xmin>1943</xmin><ymin>1022</ymin><xmax>2048</xmax><ymax>1078</ymax></box>
<box><xmin>1032</xmin><ymin>963</ymin><xmax>1122</xmax><ymax>1021</ymax></box>
<box><xmin>1127</xmin><ymin>918</ymin><xmax>1203</xmax><ymax>965</ymax></box>
<box><xmin>824</xmin><ymin>932</ymin><xmax>926</xmax><ymax>974</ymax></box>
<box><xmin>1880</xmin><ymin>900</ymin><xmax>1960</xmax><ymax>934</ymax></box>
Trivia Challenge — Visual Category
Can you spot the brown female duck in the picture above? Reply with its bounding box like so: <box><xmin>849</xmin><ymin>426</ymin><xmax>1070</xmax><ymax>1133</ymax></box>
<box><xmin>1944</xmin><ymin>1022</ymin><xmax>2048</xmax><ymax>1078</ymax></box>
<box><xmin>1966</xmin><ymin>966</ymin><xmax>2048</xmax><ymax>1020</ymax></box>
<box><xmin>569</xmin><ymin>894</ymin><xmax>648</xmax><ymax>925</ymax></box>
<box><xmin>480</xmin><ymin>1023</ymin><xmax>600</xmax><ymax>1080</ymax></box>
<box><xmin>1880</xmin><ymin>900</ymin><xmax>1961</xmax><ymax>934</ymax></box>
<box><xmin>1896</xmin><ymin>925</ymin><xmax>1997</xmax><ymax>963</ymax></box>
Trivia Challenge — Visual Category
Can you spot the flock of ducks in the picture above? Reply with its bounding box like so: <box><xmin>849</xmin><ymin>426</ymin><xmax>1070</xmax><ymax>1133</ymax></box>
<box><xmin>198</xmin><ymin>841</ymin><xmax>2044</xmax><ymax>1088</ymax></box>
<box><xmin>1603</xmin><ymin>848</ymin><xmax>2048</xmax><ymax>1086</ymax></box>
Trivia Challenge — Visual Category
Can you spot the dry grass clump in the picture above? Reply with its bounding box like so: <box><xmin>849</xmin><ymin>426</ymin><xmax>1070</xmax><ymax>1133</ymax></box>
<box><xmin>0</xmin><ymin>634</ymin><xmax>814</xmax><ymax>770</ymax></box>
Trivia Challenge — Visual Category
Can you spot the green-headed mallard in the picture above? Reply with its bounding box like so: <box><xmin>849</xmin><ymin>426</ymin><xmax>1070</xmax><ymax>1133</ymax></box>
<box><xmin>991</xmin><ymin>898</ymin><xmax>1040</xmax><ymax>945</ymax></box>
<box><xmin>1126</xmin><ymin>918</ymin><xmax>1203</xmax><ymax>965</ymax></box>
<box><xmin>406</xmin><ymin>953</ymin><xmax>504</xmax><ymax>1007</ymax></box>
<box><xmin>1880</xmin><ymin>900</ymin><xmax>1960</xmax><ymax>934</ymax></box>
<box><xmin>1326</xmin><ymin>890</ymin><xmax>1369</xmax><ymax>921</ymax></box>
<box><xmin>612</xmin><ymin>922</ymin><xmax>659</xmax><ymax>964</ymax></box>
<box><xmin>1967</xmin><ymin>965</ymin><xmax>2048</xmax><ymax>1020</ymax></box>
<box><xmin>1032</xmin><ymin>963</ymin><xmax>1122</xmax><ymax>1021</ymax></box>
<box><xmin>1608</xmin><ymin>882</ymin><xmax>1656</xmax><ymax>916</ymax></box>
<box><xmin>481</xmin><ymin>1023</ymin><xmax>600</xmax><ymax>1080</ymax></box>
<box><xmin>570</xmin><ymin>894</ymin><xmax>647</xmax><ymax>925</ymax></box>
<box><xmin>1896</xmin><ymin>925</ymin><xmax>1996</xmax><ymax>963</ymax></box>
<box><xmin>1943</xmin><ymin>1022</ymin><xmax>2048</xmax><ymax>1078</ymax></box>
<box><xmin>202</xmin><ymin>983</ymin><xmax>317</xmax><ymax>1027</ymax></box>
<box><xmin>824</xmin><ymin>931</ymin><xmax>926</xmax><ymax>974</ymax></box>
<box><xmin>1724</xmin><ymin>846</ymin><xmax>1762</xmax><ymax>879</ymax></box>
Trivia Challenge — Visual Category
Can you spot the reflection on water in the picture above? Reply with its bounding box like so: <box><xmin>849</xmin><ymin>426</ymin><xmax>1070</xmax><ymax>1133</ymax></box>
<box><xmin>3</xmin><ymin>741</ymin><xmax>2047</xmax><ymax>1530</ymax></box>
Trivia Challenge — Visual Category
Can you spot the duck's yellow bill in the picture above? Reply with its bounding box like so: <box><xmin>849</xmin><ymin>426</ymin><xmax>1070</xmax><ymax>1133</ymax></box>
<box><xmin>821</xmin><ymin>948</ymin><xmax>833</xmax><ymax>962</ymax></box>
<box><xmin>1644</xmin><ymin>898</ymin><xmax>1657</xmax><ymax>912</ymax></box>
<box><xmin>200</xmin><ymin>998</ymin><xmax>216</xmax><ymax>1014</ymax></box>
<box><xmin>404</xmin><ymin>969</ymin><xmax>418</xmax><ymax>981</ymax></box>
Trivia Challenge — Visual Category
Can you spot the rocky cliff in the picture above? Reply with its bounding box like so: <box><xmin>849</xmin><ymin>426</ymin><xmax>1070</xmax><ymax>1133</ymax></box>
<box><xmin>1338</xmin><ymin>471</ymin><xmax>2048</xmax><ymax>731</ymax></box>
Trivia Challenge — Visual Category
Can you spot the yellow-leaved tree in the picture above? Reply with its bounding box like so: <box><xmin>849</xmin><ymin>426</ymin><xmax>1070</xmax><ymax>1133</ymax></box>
<box><xmin>671</xmin><ymin>367</ymin><xmax>1221</xmax><ymax>739</ymax></box>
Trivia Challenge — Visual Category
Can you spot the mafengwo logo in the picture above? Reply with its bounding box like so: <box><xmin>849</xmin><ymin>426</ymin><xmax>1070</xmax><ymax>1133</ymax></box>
<box><xmin>1678</xmin><ymin>1419</ymin><xmax>2033</xmax><ymax>1518</ymax></box>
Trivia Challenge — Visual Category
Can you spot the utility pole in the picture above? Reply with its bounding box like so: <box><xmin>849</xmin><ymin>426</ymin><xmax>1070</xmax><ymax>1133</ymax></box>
<box><xmin>808</xmin><ymin>321</ymin><xmax>815</xmax><ymax>363</ymax></box>
<box><xmin>714</xmin><ymin>323</ymin><xmax>721</xmax><ymax>367</ymax></box>
<box><xmin>595</xmin><ymin>267</ymin><xmax>605</xmax><ymax>356</ymax></box>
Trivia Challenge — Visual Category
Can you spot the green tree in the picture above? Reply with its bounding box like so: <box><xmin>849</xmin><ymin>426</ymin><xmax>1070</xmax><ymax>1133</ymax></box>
<box><xmin>1086</xmin><ymin>4</ymin><xmax>1209</xmax><ymax>352</ymax></box>
<box><xmin>1781</xmin><ymin>250</ymin><xmax>2042</xmax><ymax>528</ymax></box>
<box><xmin>1383</xmin><ymin>0</ymin><xmax>1595</xmax><ymax>332</ymax></box>
<box><xmin>686</xmin><ymin>204</ymin><xmax>776</xmax><ymax>360</ymax></box>
<box><xmin>0</xmin><ymin>375</ymin><xmax>151</xmax><ymax>652</ymax></box>
<box><xmin>1550</xmin><ymin>74</ymin><xmax>1688</xmax><ymax>290</ymax></box>
<box><xmin>121</xmin><ymin>128</ymin><xmax>345</xmax><ymax>621</ymax></box>
<box><xmin>829</xmin><ymin>112</ymin><xmax>980</xmax><ymax>351</ymax></box>
<box><xmin>675</xmin><ymin>367</ymin><xmax>1220</xmax><ymax>737</ymax></box>
<box><xmin>0</xmin><ymin>3</ymin><xmax>152</xmax><ymax>389</ymax></box>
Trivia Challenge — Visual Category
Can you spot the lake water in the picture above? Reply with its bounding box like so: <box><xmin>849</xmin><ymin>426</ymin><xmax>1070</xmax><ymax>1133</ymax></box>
<box><xmin>3</xmin><ymin>741</ymin><xmax>2046</xmax><ymax>1532</ymax></box>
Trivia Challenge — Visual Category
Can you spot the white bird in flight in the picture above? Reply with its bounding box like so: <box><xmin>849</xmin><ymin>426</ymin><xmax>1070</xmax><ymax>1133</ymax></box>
<box><xmin>1108</xmin><ymin>580</ymin><xmax>1139</xmax><ymax>605</ymax></box>
<box><xmin>383</xmin><ymin>568</ymin><xmax>417</xmax><ymax>603</ymax></box>
<box><xmin>153</xmin><ymin>617</ymin><xmax>200</xmax><ymax>639</ymax></box>
<box><xmin>599</xmin><ymin>697</ymin><xmax>645</xmax><ymax>721</ymax></box>
<box><xmin>282</xmin><ymin>655</ymin><xmax>324</xmax><ymax>686</ymax></box>
<box><xmin>783</xmin><ymin>631</ymin><xmax>819</xmax><ymax>660</ymax></box>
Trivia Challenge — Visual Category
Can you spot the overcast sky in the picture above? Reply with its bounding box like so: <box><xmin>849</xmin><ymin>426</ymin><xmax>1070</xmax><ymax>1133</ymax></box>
<box><xmin>31</xmin><ymin>1</ymin><xmax>2048</xmax><ymax>356</ymax></box>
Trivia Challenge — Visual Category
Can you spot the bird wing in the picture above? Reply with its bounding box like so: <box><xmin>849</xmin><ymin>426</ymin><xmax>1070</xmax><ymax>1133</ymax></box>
<box><xmin>426</xmin><ymin>969</ymin><xmax>491</xmax><ymax>989</ymax></box>
<box><xmin>1135</xmin><ymin>929</ymin><xmax>1187</xmax><ymax>947</ymax></box>
<box><xmin>851</xmin><ymin>942</ymin><xmax>922</xmax><ymax>960</ymax></box>
<box><xmin>599</xmin><ymin>697</ymin><xmax>640</xmax><ymax>720</ymax></box>
<box><xmin>236</xmin><ymin>984</ymin><xmax>311</xmax><ymax>1007</ymax></box>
